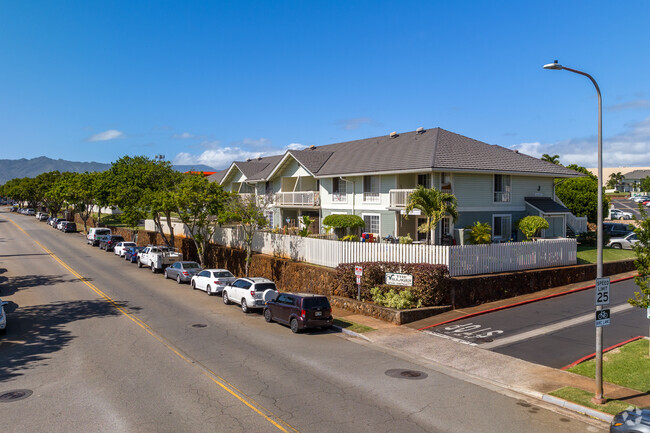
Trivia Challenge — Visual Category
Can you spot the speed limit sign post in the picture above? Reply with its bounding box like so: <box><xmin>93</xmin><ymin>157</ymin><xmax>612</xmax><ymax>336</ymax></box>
<box><xmin>354</xmin><ymin>266</ymin><xmax>363</xmax><ymax>301</ymax></box>
<box><xmin>595</xmin><ymin>277</ymin><xmax>610</xmax><ymax>306</ymax></box>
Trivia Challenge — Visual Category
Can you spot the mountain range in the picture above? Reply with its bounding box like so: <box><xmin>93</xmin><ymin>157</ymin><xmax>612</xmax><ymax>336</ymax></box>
<box><xmin>0</xmin><ymin>157</ymin><xmax>218</xmax><ymax>184</ymax></box>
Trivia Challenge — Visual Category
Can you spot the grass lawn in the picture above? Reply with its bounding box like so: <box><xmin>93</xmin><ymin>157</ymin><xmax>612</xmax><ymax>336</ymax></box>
<box><xmin>568</xmin><ymin>338</ymin><xmax>650</xmax><ymax>393</ymax></box>
<box><xmin>549</xmin><ymin>387</ymin><xmax>634</xmax><ymax>415</ymax></box>
<box><xmin>577</xmin><ymin>245</ymin><xmax>636</xmax><ymax>264</ymax></box>
<box><xmin>333</xmin><ymin>318</ymin><xmax>375</xmax><ymax>333</ymax></box>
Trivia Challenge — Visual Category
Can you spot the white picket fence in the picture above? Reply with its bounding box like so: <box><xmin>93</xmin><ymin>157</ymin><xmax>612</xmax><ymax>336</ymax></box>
<box><xmin>212</xmin><ymin>226</ymin><xmax>576</xmax><ymax>276</ymax></box>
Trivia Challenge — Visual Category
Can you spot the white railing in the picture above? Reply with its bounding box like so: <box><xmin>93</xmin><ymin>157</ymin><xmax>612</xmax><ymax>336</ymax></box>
<box><xmin>275</xmin><ymin>191</ymin><xmax>320</xmax><ymax>206</ymax></box>
<box><xmin>363</xmin><ymin>192</ymin><xmax>380</xmax><ymax>203</ymax></box>
<box><xmin>332</xmin><ymin>192</ymin><xmax>347</xmax><ymax>203</ymax></box>
<box><xmin>567</xmin><ymin>213</ymin><xmax>588</xmax><ymax>234</ymax></box>
<box><xmin>389</xmin><ymin>189</ymin><xmax>415</xmax><ymax>208</ymax></box>
<box><xmin>212</xmin><ymin>227</ymin><xmax>577</xmax><ymax>276</ymax></box>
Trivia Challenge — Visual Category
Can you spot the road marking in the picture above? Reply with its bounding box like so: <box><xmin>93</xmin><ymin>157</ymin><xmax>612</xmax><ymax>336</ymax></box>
<box><xmin>6</xmin><ymin>217</ymin><xmax>299</xmax><ymax>433</ymax></box>
<box><xmin>479</xmin><ymin>303</ymin><xmax>634</xmax><ymax>349</ymax></box>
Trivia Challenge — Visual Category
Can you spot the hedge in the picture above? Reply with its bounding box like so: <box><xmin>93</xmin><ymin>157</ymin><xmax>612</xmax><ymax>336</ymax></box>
<box><xmin>332</xmin><ymin>262</ymin><xmax>450</xmax><ymax>306</ymax></box>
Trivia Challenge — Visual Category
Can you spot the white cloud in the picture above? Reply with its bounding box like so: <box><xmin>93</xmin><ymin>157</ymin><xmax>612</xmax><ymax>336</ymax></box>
<box><xmin>336</xmin><ymin>117</ymin><xmax>374</xmax><ymax>130</ymax></box>
<box><xmin>172</xmin><ymin>132</ymin><xmax>196</xmax><ymax>139</ymax></box>
<box><xmin>510</xmin><ymin>116</ymin><xmax>650</xmax><ymax>167</ymax></box>
<box><xmin>241</xmin><ymin>137</ymin><xmax>271</xmax><ymax>147</ymax></box>
<box><xmin>286</xmin><ymin>143</ymin><xmax>307</xmax><ymax>151</ymax></box>
<box><xmin>86</xmin><ymin>129</ymin><xmax>124</xmax><ymax>142</ymax></box>
<box><xmin>607</xmin><ymin>99</ymin><xmax>650</xmax><ymax>112</ymax></box>
<box><xmin>173</xmin><ymin>146</ymin><xmax>266</xmax><ymax>169</ymax></box>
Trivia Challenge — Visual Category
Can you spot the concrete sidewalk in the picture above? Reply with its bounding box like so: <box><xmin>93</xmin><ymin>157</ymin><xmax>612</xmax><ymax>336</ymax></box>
<box><xmin>332</xmin><ymin>271</ymin><xmax>648</xmax><ymax>423</ymax></box>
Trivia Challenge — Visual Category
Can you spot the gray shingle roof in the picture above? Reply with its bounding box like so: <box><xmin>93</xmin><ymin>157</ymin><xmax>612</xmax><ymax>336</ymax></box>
<box><xmin>212</xmin><ymin>127</ymin><xmax>583</xmax><ymax>183</ymax></box>
<box><xmin>525</xmin><ymin>197</ymin><xmax>570</xmax><ymax>213</ymax></box>
<box><xmin>623</xmin><ymin>169</ymin><xmax>650</xmax><ymax>180</ymax></box>
<box><xmin>206</xmin><ymin>169</ymin><xmax>228</xmax><ymax>183</ymax></box>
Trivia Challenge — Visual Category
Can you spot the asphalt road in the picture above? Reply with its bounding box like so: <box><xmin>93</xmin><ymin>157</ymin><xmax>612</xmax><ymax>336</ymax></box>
<box><xmin>425</xmin><ymin>278</ymin><xmax>647</xmax><ymax>369</ymax></box>
<box><xmin>0</xmin><ymin>209</ymin><xmax>605</xmax><ymax>433</ymax></box>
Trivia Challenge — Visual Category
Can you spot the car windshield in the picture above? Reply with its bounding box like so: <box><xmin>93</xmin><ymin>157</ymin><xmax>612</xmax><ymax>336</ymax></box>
<box><xmin>184</xmin><ymin>263</ymin><xmax>201</xmax><ymax>269</ymax></box>
<box><xmin>214</xmin><ymin>271</ymin><xmax>234</xmax><ymax>278</ymax></box>
<box><xmin>302</xmin><ymin>297</ymin><xmax>331</xmax><ymax>309</ymax></box>
<box><xmin>254</xmin><ymin>283</ymin><xmax>276</xmax><ymax>292</ymax></box>
<box><xmin>96</xmin><ymin>229</ymin><xmax>111</xmax><ymax>235</ymax></box>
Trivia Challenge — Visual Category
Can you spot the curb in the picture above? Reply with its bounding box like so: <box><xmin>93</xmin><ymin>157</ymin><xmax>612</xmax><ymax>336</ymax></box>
<box><xmin>541</xmin><ymin>394</ymin><xmax>613</xmax><ymax>423</ymax></box>
<box><xmin>561</xmin><ymin>336</ymin><xmax>644</xmax><ymax>370</ymax></box>
<box><xmin>332</xmin><ymin>325</ymin><xmax>372</xmax><ymax>342</ymax></box>
<box><xmin>418</xmin><ymin>275</ymin><xmax>636</xmax><ymax>331</ymax></box>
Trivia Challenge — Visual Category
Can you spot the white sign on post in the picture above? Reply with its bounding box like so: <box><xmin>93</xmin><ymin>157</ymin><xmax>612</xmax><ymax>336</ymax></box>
<box><xmin>385</xmin><ymin>272</ymin><xmax>413</xmax><ymax>287</ymax></box>
<box><xmin>355</xmin><ymin>266</ymin><xmax>363</xmax><ymax>276</ymax></box>
<box><xmin>595</xmin><ymin>277</ymin><xmax>610</xmax><ymax>306</ymax></box>
<box><xmin>647</xmin><ymin>307</ymin><xmax>650</xmax><ymax>319</ymax></box>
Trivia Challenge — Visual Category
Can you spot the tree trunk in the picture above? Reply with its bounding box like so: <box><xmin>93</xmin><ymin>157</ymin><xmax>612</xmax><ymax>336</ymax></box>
<box><xmin>165</xmin><ymin>210</ymin><xmax>175</xmax><ymax>249</ymax></box>
<box><xmin>153</xmin><ymin>213</ymin><xmax>171</xmax><ymax>247</ymax></box>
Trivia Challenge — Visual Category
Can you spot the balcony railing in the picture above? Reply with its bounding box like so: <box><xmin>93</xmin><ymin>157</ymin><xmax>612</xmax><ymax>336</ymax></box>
<box><xmin>332</xmin><ymin>192</ymin><xmax>347</xmax><ymax>203</ymax></box>
<box><xmin>275</xmin><ymin>191</ymin><xmax>320</xmax><ymax>206</ymax></box>
<box><xmin>363</xmin><ymin>192</ymin><xmax>380</xmax><ymax>203</ymax></box>
<box><xmin>389</xmin><ymin>189</ymin><xmax>415</xmax><ymax>208</ymax></box>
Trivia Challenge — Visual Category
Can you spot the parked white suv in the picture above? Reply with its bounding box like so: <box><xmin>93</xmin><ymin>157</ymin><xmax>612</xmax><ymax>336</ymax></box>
<box><xmin>222</xmin><ymin>277</ymin><xmax>278</xmax><ymax>313</ymax></box>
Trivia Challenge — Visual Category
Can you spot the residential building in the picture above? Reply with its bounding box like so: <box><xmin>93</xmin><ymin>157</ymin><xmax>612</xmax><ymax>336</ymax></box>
<box><xmin>212</xmin><ymin>127</ymin><xmax>584</xmax><ymax>243</ymax></box>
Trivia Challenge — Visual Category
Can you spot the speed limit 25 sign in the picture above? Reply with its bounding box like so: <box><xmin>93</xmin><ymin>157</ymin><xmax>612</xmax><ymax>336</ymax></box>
<box><xmin>595</xmin><ymin>277</ymin><xmax>610</xmax><ymax>306</ymax></box>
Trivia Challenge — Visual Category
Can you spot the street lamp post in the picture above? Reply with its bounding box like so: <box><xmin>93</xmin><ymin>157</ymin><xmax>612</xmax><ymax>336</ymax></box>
<box><xmin>543</xmin><ymin>60</ymin><xmax>605</xmax><ymax>404</ymax></box>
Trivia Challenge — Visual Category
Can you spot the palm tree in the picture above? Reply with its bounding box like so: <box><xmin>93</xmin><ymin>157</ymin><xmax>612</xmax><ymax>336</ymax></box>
<box><xmin>541</xmin><ymin>154</ymin><xmax>561</xmax><ymax>165</ymax></box>
<box><xmin>404</xmin><ymin>186</ymin><xmax>458</xmax><ymax>245</ymax></box>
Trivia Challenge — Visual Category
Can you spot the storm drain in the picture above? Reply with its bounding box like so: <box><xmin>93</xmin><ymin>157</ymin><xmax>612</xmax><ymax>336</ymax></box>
<box><xmin>0</xmin><ymin>389</ymin><xmax>33</xmax><ymax>402</ymax></box>
<box><xmin>385</xmin><ymin>369</ymin><xmax>428</xmax><ymax>380</ymax></box>
<box><xmin>191</xmin><ymin>324</ymin><xmax>207</xmax><ymax>328</ymax></box>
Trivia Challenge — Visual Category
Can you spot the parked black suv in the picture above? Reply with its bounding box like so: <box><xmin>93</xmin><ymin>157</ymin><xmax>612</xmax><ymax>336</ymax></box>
<box><xmin>263</xmin><ymin>293</ymin><xmax>333</xmax><ymax>333</ymax></box>
<box><xmin>99</xmin><ymin>235</ymin><xmax>125</xmax><ymax>251</ymax></box>
<box><xmin>603</xmin><ymin>222</ymin><xmax>634</xmax><ymax>238</ymax></box>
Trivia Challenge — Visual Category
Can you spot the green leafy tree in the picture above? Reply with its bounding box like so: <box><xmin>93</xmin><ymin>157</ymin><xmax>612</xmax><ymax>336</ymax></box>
<box><xmin>630</xmin><ymin>204</ymin><xmax>650</xmax><ymax>356</ymax></box>
<box><xmin>64</xmin><ymin>172</ymin><xmax>97</xmax><ymax>233</ymax></box>
<box><xmin>176</xmin><ymin>173</ymin><xmax>229</xmax><ymax>268</ymax></box>
<box><xmin>404</xmin><ymin>186</ymin><xmax>458</xmax><ymax>245</ymax></box>
<box><xmin>93</xmin><ymin>171</ymin><xmax>113</xmax><ymax>226</ymax></box>
<box><xmin>640</xmin><ymin>177</ymin><xmax>650</xmax><ymax>193</ymax></box>
<box><xmin>322</xmin><ymin>214</ymin><xmax>365</xmax><ymax>239</ymax></box>
<box><xmin>465</xmin><ymin>221</ymin><xmax>492</xmax><ymax>244</ymax></box>
<box><xmin>35</xmin><ymin>171</ymin><xmax>68</xmax><ymax>216</ymax></box>
<box><xmin>223</xmin><ymin>194</ymin><xmax>269</xmax><ymax>276</ymax></box>
<box><xmin>606</xmin><ymin>172</ymin><xmax>624</xmax><ymax>189</ymax></box>
<box><xmin>555</xmin><ymin>164</ymin><xmax>610</xmax><ymax>223</ymax></box>
<box><xmin>141</xmin><ymin>163</ymin><xmax>183</xmax><ymax>248</ymax></box>
<box><xmin>541</xmin><ymin>154</ymin><xmax>561</xmax><ymax>165</ymax></box>
<box><xmin>298</xmin><ymin>215</ymin><xmax>313</xmax><ymax>237</ymax></box>
<box><xmin>517</xmin><ymin>216</ymin><xmax>549</xmax><ymax>240</ymax></box>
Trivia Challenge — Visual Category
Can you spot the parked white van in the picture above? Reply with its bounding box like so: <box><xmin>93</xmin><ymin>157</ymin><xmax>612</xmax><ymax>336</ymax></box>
<box><xmin>87</xmin><ymin>228</ymin><xmax>112</xmax><ymax>246</ymax></box>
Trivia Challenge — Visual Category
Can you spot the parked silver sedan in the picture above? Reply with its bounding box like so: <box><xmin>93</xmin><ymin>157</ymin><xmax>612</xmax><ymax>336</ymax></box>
<box><xmin>163</xmin><ymin>261</ymin><xmax>202</xmax><ymax>284</ymax></box>
<box><xmin>607</xmin><ymin>232</ymin><xmax>638</xmax><ymax>250</ymax></box>
<box><xmin>191</xmin><ymin>269</ymin><xmax>236</xmax><ymax>295</ymax></box>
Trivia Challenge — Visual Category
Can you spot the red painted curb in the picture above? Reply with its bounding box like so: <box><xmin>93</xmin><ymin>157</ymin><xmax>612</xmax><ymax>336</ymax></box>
<box><xmin>560</xmin><ymin>336</ymin><xmax>644</xmax><ymax>370</ymax></box>
<box><xmin>418</xmin><ymin>275</ymin><xmax>636</xmax><ymax>331</ymax></box>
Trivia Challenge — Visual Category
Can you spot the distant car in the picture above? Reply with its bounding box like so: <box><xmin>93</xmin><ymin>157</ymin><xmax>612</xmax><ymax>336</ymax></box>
<box><xmin>603</xmin><ymin>222</ymin><xmax>634</xmax><ymax>238</ymax></box>
<box><xmin>87</xmin><ymin>227</ymin><xmax>112</xmax><ymax>246</ymax></box>
<box><xmin>633</xmin><ymin>195</ymin><xmax>650</xmax><ymax>203</ymax></box>
<box><xmin>264</xmin><ymin>293</ymin><xmax>333</xmax><ymax>333</ymax></box>
<box><xmin>190</xmin><ymin>269</ymin><xmax>236</xmax><ymax>295</ymax></box>
<box><xmin>607</xmin><ymin>232</ymin><xmax>639</xmax><ymax>250</ymax></box>
<box><xmin>222</xmin><ymin>277</ymin><xmax>278</xmax><ymax>313</ymax></box>
<box><xmin>56</xmin><ymin>220</ymin><xmax>69</xmax><ymax>230</ymax></box>
<box><xmin>125</xmin><ymin>246</ymin><xmax>145</xmax><ymax>263</ymax></box>
<box><xmin>24</xmin><ymin>209</ymin><xmax>35</xmax><ymax>215</ymax></box>
<box><xmin>37</xmin><ymin>213</ymin><xmax>49</xmax><ymax>221</ymax></box>
<box><xmin>610</xmin><ymin>407</ymin><xmax>650</xmax><ymax>432</ymax></box>
<box><xmin>610</xmin><ymin>209</ymin><xmax>633</xmax><ymax>220</ymax></box>
<box><xmin>164</xmin><ymin>261</ymin><xmax>203</xmax><ymax>284</ymax></box>
<box><xmin>0</xmin><ymin>298</ymin><xmax>7</xmax><ymax>334</ymax></box>
<box><xmin>50</xmin><ymin>217</ymin><xmax>63</xmax><ymax>228</ymax></box>
<box><xmin>99</xmin><ymin>235</ymin><xmax>125</xmax><ymax>251</ymax></box>
<box><xmin>114</xmin><ymin>242</ymin><xmax>137</xmax><ymax>257</ymax></box>
<box><xmin>62</xmin><ymin>222</ymin><xmax>77</xmax><ymax>233</ymax></box>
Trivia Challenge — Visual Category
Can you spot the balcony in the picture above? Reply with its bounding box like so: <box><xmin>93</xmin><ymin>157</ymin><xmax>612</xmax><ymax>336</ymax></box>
<box><xmin>275</xmin><ymin>191</ymin><xmax>320</xmax><ymax>207</ymax></box>
<box><xmin>389</xmin><ymin>189</ymin><xmax>414</xmax><ymax>209</ymax></box>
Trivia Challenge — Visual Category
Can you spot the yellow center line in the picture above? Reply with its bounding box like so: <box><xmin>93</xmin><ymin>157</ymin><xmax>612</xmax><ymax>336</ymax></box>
<box><xmin>6</xmin><ymin>217</ymin><xmax>299</xmax><ymax>433</ymax></box>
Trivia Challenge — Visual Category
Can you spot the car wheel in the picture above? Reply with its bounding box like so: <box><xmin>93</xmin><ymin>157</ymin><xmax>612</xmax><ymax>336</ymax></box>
<box><xmin>206</xmin><ymin>285</ymin><xmax>211</xmax><ymax>296</ymax></box>
<box><xmin>222</xmin><ymin>291</ymin><xmax>230</xmax><ymax>305</ymax></box>
<box><xmin>164</xmin><ymin>270</ymin><xmax>168</xmax><ymax>279</ymax></box>
<box><xmin>241</xmin><ymin>299</ymin><xmax>250</xmax><ymax>313</ymax></box>
<box><xmin>137</xmin><ymin>259</ymin><xmax>142</xmax><ymax>268</ymax></box>
<box><xmin>151</xmin><ymin>263</ymin><xmax>156</xmax><ymax>273</ymax></box>
<box><xmin>191</xmin><ymin>280</ymin><xmax>197</xmax><ymax>290</ymax></box>
<box><xmin>290</xmin><ymin>318</ymin><xmax>300</xmax><ymax>334</ymax></box>
<box><xmin>176</xmin><ymin>275</ymin><xmax>182</xmax><ymax>284</ymax></box>
<box><xmin>611</xmin><ymin>243</ymin><xmax>622</xmax><ymax>249</ymax></box>
<box><xmin>263</xmin><ymin>308</ymin><xmax>272</xmax><ymax>323</ymax></box>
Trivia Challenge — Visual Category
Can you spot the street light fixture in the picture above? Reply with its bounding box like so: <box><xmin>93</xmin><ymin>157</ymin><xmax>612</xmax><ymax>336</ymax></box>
<box><xmin>543</xmin><ymin>60</ymin><xmax>605</xmax><ymax>404</ymax></box>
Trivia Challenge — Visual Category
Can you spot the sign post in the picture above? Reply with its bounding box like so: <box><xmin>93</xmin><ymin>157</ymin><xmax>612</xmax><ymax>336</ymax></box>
<box><xmin>595</xmin><ymin>277</ymin><xmax>610</xmax><ymax>306</ymax></box>
<box><xmin>354</xmin><ymin>266</ymin><xmax>363</xmax><ymax>301</ymax></box>
<box><xmin>595</xmin><ymin>309</ymin><xmax>611</xmax><ymax>327</ymax></box>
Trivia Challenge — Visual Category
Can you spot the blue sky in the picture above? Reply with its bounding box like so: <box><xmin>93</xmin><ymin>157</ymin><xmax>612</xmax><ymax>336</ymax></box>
<box><xmin>2</xmin><ymin>1</ymin><xmax>650</xmax><ymax>169</ymax></box>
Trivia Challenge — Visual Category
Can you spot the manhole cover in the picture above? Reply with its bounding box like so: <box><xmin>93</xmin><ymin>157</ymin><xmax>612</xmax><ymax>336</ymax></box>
<box><xmin>191</xmin><ymin>324</ymin><xmax>207</xmax><ymax>328</ymax></box>
<box><xmin>385</xmin><ymin>369</ymin><xmax>428</xmax><ymax>380</ymax></box>
<box><xmin>0</xmin><ymin>389</ymin><xmax>33</xmax><ymax>402</ymax></box>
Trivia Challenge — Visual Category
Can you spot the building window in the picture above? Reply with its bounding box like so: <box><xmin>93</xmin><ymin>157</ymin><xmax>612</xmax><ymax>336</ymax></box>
<box><xmin>440</xmin><ymin>172</ymin><xmax>452</xmax><ymax>193</ymax></box>
<box><xmin>363</xmin><ymin>214</ymin><xmax>380</xmax><ymax>234</ymax></box>
<box><xmin>417</xmin><ymin>174</ymin><xmax>430</xmax><ymax>188</ymax></box>
<box><xmin>264</xmin><ymin>210</ymin><xmax>274</xmax><ymax>229</ymax></box>
<box><xmin>332</xmin><ymin>178</ymin><xmax>347</xmax><ymax>202</ymax></box>
<box><xmin>492</xmin><ymin>214</ymin><xmax>512</xmax><ymax>241</ymax></box>
<box><xmin>265</xmin><ymin>181</ymin><xmax>272</xmax><ymax>194</ymax></box>
<box><xmin>494</xmin><ymin>174</ymin><xmax>511</xmax><ymax>202</ymax></box>
<box><xmin>363</xmin><ymin>176</ymin><xmax>380</xmax><ymax>202</ymax></box>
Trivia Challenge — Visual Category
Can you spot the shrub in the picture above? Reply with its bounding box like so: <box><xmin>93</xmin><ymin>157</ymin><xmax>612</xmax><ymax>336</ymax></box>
<box><xmin>465</xmin><ymin>221</ymin><xmax>491</xmax><ymax>244</ymax></box>
<box><xmin>341</xmin><ymin>234</ymin><xmax>359</xmax><ymax>242</ymax></box>
<box><xmin>370</xmin><ymin>286</ymin><xmax>421</xmax><ymax>309</ymax></box>
<box><xmin>398</xmin><ymin>233</ymin><xmax>413</xmax><ymax>244</ymax></box>
<box><xmin>322</xmin><ymin>214</ymin><xmax>365</xmax><ymax>229</ymax></box>
<box><xmin>333</xmin><ymin>262</ymin><xmax>450</xmax><ymax>306</ymax></box>
<box><xmin>517</xmin><ymin>216</ymin><xmax>549</xmax><ymax>240</ymax></box>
